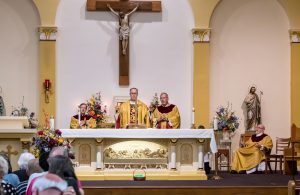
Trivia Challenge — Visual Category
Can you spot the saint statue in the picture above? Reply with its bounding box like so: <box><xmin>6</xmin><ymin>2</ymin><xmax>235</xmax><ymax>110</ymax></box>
<box><xmin>0</xmin><ymin>87</ymin><xmax>5</xmax><ymax>116</ymax></box>
<box><xmin>107</xmin><ymin>4</ymin><xmax>139</xmax><ymax>55</ymax></box>
<box><xmin>244</xmin><ymin>86</ymin><xmax>261</xmax><ymax>130</ymax></box>
<box><xmin>117</xmin><ymin>88</ymin><xmax>150</xmax><ymax>128</ymax></box>
<box><xmin>70</xmin><ymin>103</ymin><xmax>96</xmax><ymax>129</ymax></box>
<box><xmin>150</xmin><ymin>93</ymin><xmax>181</xmax><ymax>129</ymax></box>
<box><xmin>0</xmin><ymin>96</ymin><xmax>5</xmax><ymax>116</ymax></box>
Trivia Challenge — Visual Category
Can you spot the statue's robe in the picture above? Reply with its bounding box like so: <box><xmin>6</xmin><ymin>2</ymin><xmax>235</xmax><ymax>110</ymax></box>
<box><xmin>231</xmin><ymin>133</ymin><xmax>273</xmax><ymax>172</ymax></box>
<box><xmin>153</xmin><ymin>104</ymin><xmax>180</xmax><ymax>129</ymax></box>
<box><xmin>118</xmin><ymin>100</ymin><xmax>150</xmax><ymax>129</ymax></box>
<box><xmin>70</xmin><ymin>114</ymin><xmax>96</xmax><ymax>129</ymax></box>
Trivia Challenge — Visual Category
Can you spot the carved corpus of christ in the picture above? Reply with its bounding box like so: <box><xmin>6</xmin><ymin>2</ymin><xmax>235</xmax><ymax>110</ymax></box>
<box><xmin>107</xmin><ymin>4</ymin><xmax>139</xmax><ymax>55</ymax></box>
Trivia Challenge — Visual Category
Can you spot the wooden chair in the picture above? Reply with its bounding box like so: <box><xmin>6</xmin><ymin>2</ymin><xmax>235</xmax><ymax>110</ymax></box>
<box><xmin>265</xmin><ymin>137</ymin><xmax>291</xmax><ymax>174</ymax></box>
<box><xmin>216</xmin><ymin>148</ymin><xmax>230</xmax><ymax>171</ymax></box>
<box><xmin>284</xmin><ymin>124</ymin><xmax>300</xmax><ymax>175</ymax></box>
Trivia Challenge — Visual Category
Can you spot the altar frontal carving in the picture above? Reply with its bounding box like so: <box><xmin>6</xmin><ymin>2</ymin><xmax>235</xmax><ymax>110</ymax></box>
<box><xmin>104</xmin><ymin>141</ymin><xmax>168</xmax><ymax>169</ymax></box>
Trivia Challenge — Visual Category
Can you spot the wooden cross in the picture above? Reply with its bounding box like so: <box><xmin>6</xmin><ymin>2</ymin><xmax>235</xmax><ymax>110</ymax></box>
<box><xmin>87</xmin><ymin>0</ymin><xmax>162</xmax><ymax>86</ymax></box>
<box><xmin>1</xmin><ymin>145</ymin><xmax>18</xmax><ymax>160</ymax></box>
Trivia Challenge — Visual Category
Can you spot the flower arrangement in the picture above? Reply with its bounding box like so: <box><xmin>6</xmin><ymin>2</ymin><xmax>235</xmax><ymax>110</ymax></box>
<box><xmin>87</xmin><ymin>92</ymin><xmax>107</xmax><ymax>125</ymax></box>
<box><xmin>11</xmin><ymin>96</ymin><xmax>28</xmax><ymax>116</ymax></box>
<box><xmin>31</xmin><ymin>111</ymin><xmax>73</xmax><ymax>158</ymax></box>
<box><xmin>150</xmin><ymin>93</ymin><xmax>160</xmax><ymax>108</ymax></box>
<box><xmin>215</xmin><ymin>104</ymin><xmax>239</xmax><ymax>132</ymax></box>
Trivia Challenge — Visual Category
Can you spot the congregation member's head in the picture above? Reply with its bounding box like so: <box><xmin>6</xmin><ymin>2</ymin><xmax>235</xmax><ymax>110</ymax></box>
<box><xmin>32</xmin><ymin>173</ymin><xmax>68</xmax><ymax>195</ymax></box>
<box><xmin>39</xmin><ymin>146</ymin><xmax>69</xmax><ymax>172</ymax></box>
<box><xmin>160</xmin><ymin>92</ymin><xmax>169</xmax><ymax>106</ymax></box>
<box><xmin>0</xmin><ymin>155</ymin><xmax>8</xmax><ymax>180</ymax></box>
<box><xmin>49</xmin><ymin>146</ymin><xmax>69</xmax><ymax>158</ymax></box>
<box><xmin>48</xmin><ymin>155</ymin><xmax>79</xmax><ymax>195</ymax></box>
<box><xmin>17</xmin><ymin>151</ymin><xmax>35</xmax><ymax>170</ymax></box>
<box><xmin>78</xmin><ymin>103</ymin><xmax>87</xmax><ymax>115</ymax></box>
<box><xmin>129</xmin><ymin>88</ymin><xmax>138</xmax><ymax>101</ymax></box>
<box><xmin>255</xmin><ymin>124</ymin><xmax>265</xmax><ymax>135</ymax></box>
<box><xmin>27</xmin><ymin>159</ymin><xmax>43</xmax><ymax>177</ymax></box>
<box><xmin>0</xmin><ymin>156</ymin><xmax>16</xmax><ymax>194</ymax></box>
<box><xmin>0</xmin><ymin>153</ymin><xmax>12</xmax><ymax>174</ymax></box>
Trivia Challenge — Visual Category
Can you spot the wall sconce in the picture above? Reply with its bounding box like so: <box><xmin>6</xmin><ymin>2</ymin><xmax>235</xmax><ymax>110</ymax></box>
<box><xmin>44</xmin><ymin>79</ymin><xmax>51</xmax><ymax>103</ymax></box>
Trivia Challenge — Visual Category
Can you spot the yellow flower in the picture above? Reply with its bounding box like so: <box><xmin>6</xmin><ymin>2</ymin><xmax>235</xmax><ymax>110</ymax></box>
<box><xmin>58</xmin><ymin>137</ymin><xmax>64</xmax><ymax>144</ymax></box>
<box><xmin>89</xmin><ymin>96</ymin><xmax>95</xmax><ymax>105</ymax></box>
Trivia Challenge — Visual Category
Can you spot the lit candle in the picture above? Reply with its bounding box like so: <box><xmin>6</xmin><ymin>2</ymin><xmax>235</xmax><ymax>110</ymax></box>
<box><xmin>213</xmin><ymin>116</ymin><xmax>218</xmax><ymax>130</ymax></box>
<box><xmin>45</xmin><ymin>79</ymin><xmax>50</xmax><ymax>89</ymax></box>
<box><xmin>192</xmin><ymin>107</ymin><xmax>195</xmax><ymax>125</ymax></box>
<box><xmin>50</xmin><ymin>116</ymin><xmax>55</xmax><ymax>130</ymax></box>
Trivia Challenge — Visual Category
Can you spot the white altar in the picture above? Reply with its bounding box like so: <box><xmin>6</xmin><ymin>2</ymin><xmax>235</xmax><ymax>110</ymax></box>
<box><xmin>61</xmin><ymin>129</ymin><xmax>217</xmax><ymax>180</ymax></box>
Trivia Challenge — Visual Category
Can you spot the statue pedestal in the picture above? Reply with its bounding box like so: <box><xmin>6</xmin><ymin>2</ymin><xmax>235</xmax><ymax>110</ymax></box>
<box><xmin>0</xmin><ymin>116</ymin><xmax>36</xmax><ymax>171</ymax></box>
<box><xmin>0</xmin><ymin>116</ymin><xmax>29</xmax><ymax>129</ymax></box>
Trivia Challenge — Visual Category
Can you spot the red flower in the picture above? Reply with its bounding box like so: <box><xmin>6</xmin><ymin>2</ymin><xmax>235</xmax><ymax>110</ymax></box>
<box><xmin>37</xmin><ymin>131</ymin><xmax>44</xmax><ymax>136</ymax></box>
<box><xmin>49</xmin><ymin>138</ymin><xmax>56</xmax><ymax>146</ymax></box>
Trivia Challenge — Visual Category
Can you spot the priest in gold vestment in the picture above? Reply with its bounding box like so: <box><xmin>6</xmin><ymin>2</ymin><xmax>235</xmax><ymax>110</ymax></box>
<box><xmin>70</xmin><ymin>103</ymin><xmax>96</xmax><ymax>129</ymax></box>
<box><xmin>118</xmin><ymin>88</ymin><xmax>150</xmax><ymax>128</ymax></box>
<box><xmin>151</xmin><ymin>93</ymin><xmax>180</xmax><ymax>129</ymax></box>
<box><xmin>231</xmin><ymin>124</ymin><xmax>273</xmax><ymax>174</ymax></box>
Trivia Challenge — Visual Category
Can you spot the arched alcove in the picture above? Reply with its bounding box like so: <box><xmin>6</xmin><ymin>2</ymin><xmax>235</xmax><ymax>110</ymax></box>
<box><xmin>0</xmin><ymin>0</ymin><xmax>40</xmax><ymax>115</ymax></box>
<box><xmin>55</xmin><ymin>0</ymin><xmax>195</xmax><ymax>128</ymax></box>
<box><xmin>209</xmin><ymin>0</ymin><xmax>290</xmax><ymax>149</ymax></box>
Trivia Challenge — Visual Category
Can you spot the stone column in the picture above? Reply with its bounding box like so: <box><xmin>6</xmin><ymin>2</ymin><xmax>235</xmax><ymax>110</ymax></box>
<box><xmin>170</xmin><ymin>139</ymin><xmax>177</xmax><ymax>170</ymax></box>
<box><xmin>192</xmin><ymin>28</ymin><xmax>211</xmax><ymax>127</ymax></box>
<box><xmin>95</xmin><ymin>138</ymin><xmax>104</xmax><ymax>170</ymax></box>
<box><xmin>38</xmin><ymin>26</ymin><xmax>57</xmax><ymax>124</ymax></box>
<box><xmin>290</xmin><ymin>30</ymin><xmax>300</xmax><ymax>128</ymax></box>
<box><xmin>197</xmin><ymin>139</ymin><xmax>205</xmax><ymax>169</ymax></box>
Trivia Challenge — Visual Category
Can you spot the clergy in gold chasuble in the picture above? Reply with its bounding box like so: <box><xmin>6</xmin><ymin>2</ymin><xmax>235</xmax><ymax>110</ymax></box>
<box><xmin>231</xmin><ymin>133</ymin><xmax>273</xmax><ymax>172</ymax></box>
<box><xmin>153</xmin><ymin>104</ymin><xmax>180</xmax><ymax>129</ymax></box>
<box><xmin>70</xmin><ymin>114</ymin><xmax>96</xmax><ymax>129</ymax></box>
<box><xmin>118</xmin><ymin>100</ymin><xmax>150</xmax><ymax>128</ymax></box>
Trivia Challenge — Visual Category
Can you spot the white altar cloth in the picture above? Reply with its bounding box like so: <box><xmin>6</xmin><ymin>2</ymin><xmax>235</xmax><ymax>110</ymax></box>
<box><xmin>61</xmin><ymin>129</ymin><xmax>217</xmax><ymax>153</ymax></box>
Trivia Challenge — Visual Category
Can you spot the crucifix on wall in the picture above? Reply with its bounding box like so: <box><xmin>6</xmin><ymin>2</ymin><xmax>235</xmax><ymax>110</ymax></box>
<box><xmin>86</xmin><ymin>0</ymin><xmax>162</xmax><ymax>86</ymax></box>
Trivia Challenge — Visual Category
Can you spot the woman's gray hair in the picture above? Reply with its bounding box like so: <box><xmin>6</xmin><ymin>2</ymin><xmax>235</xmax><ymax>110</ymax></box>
<box><xmin>0</xmin><ymin>155</ymin><xmax>8</xmax><ymax>177</ymax></box>
<box><xmin>17</xmin><ymin>152</ymin><xmax>35</xmax><ymax>170</ymax></box>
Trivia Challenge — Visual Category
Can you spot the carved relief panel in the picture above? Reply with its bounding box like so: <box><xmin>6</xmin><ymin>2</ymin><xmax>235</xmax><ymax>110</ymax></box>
<box><xmin>180</xmin><ymin>144</ymin><xmax>193</xmax><ymax>165</ymax></box>
<box><xmin>79</xmin><ymin>144</ymin><xmax>91</xmax><ymax>166</ymax></box>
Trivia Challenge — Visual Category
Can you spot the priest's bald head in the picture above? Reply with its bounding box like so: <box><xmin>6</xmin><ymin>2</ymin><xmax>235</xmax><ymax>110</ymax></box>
<box><xmin>255</xmin><ymin>124</ymin><xmax>265</xmax><ymax>135</ymax></box>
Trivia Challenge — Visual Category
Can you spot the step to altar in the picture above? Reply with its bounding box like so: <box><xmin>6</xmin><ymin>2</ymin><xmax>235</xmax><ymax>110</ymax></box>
<box><xmin>76</xmin><ymin>170</ymin><xmax>207</xmax><ymax>181</ymax></box>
